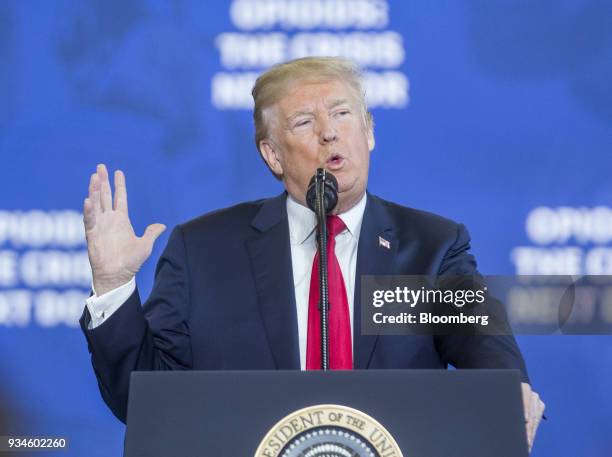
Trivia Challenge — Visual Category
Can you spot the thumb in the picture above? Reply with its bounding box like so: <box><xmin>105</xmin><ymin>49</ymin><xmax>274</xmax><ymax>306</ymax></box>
<box><xmin>142</xmin><ymin>223</ymin><xmax>167</xmax><ymax>246</ymax></box>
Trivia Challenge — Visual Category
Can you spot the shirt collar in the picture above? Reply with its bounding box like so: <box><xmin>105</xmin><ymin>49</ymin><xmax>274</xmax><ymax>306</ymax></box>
<box><xmin>286</xmin><ymin>192</ymin><xmax>367</xmax><ymax>245</ymax></box>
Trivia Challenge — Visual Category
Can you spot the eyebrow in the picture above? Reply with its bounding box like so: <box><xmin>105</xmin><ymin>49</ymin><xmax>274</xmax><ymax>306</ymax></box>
<box><xmin>325</xmin><ymin>98</ymin><xmax>350</xmax><ymax>109</ymax></box>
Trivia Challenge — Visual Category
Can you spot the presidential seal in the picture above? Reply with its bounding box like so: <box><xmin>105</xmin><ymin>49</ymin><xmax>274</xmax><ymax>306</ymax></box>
<box><xmin>254</xmin><ymin>404</ymin><xmax>403</xmax><ymax>457</ymax></box>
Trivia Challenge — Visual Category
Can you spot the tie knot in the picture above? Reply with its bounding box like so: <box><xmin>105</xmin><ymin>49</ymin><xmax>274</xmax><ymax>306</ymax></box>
<box><xmin>326</xmin><ymin>215</ymin><xmax>346</xmax><ymax>238</ymax></box>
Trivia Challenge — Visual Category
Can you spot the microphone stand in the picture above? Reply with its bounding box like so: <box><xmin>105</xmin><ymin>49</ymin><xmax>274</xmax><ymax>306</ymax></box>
<box><xmin>307</xmin><ymin>168</ymin><xmax>337</xmax><ymax>371</ymax></box>
<box><xmin>314</xmin><ymin>171</ymin><xmax>330</xmax><ymax>371</ymax></box>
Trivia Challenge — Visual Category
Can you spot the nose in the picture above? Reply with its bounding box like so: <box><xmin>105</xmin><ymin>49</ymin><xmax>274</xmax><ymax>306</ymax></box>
<box><xmin>319</xmin><ymin>118</ymin><xmax>338</xmax><ymax>144</ymax></box>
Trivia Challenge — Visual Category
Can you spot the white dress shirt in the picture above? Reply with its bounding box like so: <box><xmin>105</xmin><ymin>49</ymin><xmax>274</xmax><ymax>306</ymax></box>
<box><xmin>85</xmin><ymin>193</ymin><xmax>367</xmax><ymax>369</ymax></box>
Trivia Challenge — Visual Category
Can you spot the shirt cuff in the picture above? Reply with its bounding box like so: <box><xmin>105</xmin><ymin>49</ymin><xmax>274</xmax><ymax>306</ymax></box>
<box><xmin>85</xmin><ymin>277</ymin><xmax>136</xmax><ymax>329</ymax></box>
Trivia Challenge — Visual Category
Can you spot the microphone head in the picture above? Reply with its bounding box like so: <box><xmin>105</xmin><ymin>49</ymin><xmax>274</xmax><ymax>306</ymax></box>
<box><xmin>306</xmin><ymin>168</ymin><xmax>338</xmax><ymax>214</ymax></box>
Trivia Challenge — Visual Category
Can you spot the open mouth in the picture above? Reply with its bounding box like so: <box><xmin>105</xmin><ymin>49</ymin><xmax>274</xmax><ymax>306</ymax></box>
<box><xmin>326</xmin><ymin>154</ymin><xmax>345</xmax><ymax>169</ymax></box>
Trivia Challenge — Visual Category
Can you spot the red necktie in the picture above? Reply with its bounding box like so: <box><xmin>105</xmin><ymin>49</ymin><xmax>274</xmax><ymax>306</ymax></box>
<box><xmin>306</xmin><ymin>215</ymin><xmax>353</xmax><ymax>370</ymax></box>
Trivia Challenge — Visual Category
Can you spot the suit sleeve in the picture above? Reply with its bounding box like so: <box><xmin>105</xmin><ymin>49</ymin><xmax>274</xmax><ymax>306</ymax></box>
<box><xmin>433</xmin><ymin>223</ymin><xmax>530</xmax><ymax>383</ymax></box>
<box><xmin>80</xmin><ymin>226</ymin><xmax>192</xmax><ymax>422</ymax></box>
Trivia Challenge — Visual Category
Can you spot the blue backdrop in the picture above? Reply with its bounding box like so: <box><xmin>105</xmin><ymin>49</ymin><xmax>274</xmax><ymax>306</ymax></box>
<box><xmin>1</xmin><ymin>1</ymin><xmax>611</xmax><ymax>456</ymax></box>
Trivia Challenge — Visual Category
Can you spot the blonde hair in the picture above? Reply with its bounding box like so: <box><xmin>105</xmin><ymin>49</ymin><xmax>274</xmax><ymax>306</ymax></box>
<box><xmin>252</xmin><ymin>57</ymin><xmax>373</xmax><ymax>176</ymax></box>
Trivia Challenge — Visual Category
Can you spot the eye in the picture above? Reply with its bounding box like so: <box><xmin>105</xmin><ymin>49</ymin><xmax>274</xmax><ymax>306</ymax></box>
<box><xmin>293</xmin><ymin>119</ymin><xmax>312</xmax><ymax>129</ymax></box>
<box><xmin>335</xmin><ymin>109</ymin><xmax>350</xmax><ymax>117</ymax></box>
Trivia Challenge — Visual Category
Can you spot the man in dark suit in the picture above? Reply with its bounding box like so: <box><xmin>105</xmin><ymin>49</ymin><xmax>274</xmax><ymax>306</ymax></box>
<box><xmin>81</xmin><ymin>57</ymin><xmax>544</xmax><ymax>449</ymax></box>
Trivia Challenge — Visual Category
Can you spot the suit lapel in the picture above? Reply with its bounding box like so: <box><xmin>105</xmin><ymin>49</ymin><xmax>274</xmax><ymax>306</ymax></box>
<box><xmin>245</xmin><ymin>192</ymin><xmax>399</xmax><ymax>370</ymax></box>
<box><xmin>246</xmin><ymin>193</ymin><xmax>300</xmax><ymax>369</ymax></box>
<box><xmin>353</xmin><ymin>194</ymin><xmax>398</xmax><ymax>368</ymax></box>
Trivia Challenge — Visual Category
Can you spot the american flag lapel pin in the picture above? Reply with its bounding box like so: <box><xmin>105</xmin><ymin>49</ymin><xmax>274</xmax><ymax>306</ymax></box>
<box><xmin>378</xmin><ymin>236</ymin><xmax>390</xmax><ymax>249</ymax></box>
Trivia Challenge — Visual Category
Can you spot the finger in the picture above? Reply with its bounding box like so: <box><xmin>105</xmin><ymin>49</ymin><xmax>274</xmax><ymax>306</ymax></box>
<box><xmin>528</xmin><ymin>436</ymin><xmax>533</xmax><ymax>453</ymax></box>
<box><xmin>88</xmin><ymin>172</ymin><xmax>97</xmax><ymax>195</ymax></box>
<box><xmin>531</xmin><ymin>403</ymin><xmax>544</xmax><ymax>450</ymax></box>
<box><xmin>520</xmin><ymin>384</ymin><xmax>535</xmax><ymax>449</ymax></box>
<box><xmin>83</xmin><ymin>198</ymin><xmax>96</xmax><ymax>231</ymax></box>
<box><xmin>527</xmin><ymin>393</ymin><xmax>543</xmax><ymax>449</ymax></box>
<box><xmin>531</xmin><ymin>396</ymin><xmax>544</xmax><ymax>438</ymax></box>
<box><xmin>90</xmin><ymin>174</ymin><xmax>102</xmax><ymax>214</ymax></box>
<box><xmin>529</xmin><ymin>394</ymin><xmax>537</xmax><ymax>446</ymax></box>
<box><xmin>528</xmin><ymin>417</ymin><xmax>540</xmax><ymax>452</ymax></box>
<box><xmin>141</xmin><ymin>223</ymin><xmax>167</xmax><ymax>247</ymax></box>
<box><xmin>528</xmin><ymin>414</ymin><xmax>535</xmax><ymax>449</ymax></box>
<box><xmin>113</xmin><ymin>170</ymin><xmax>128</xmax><ymax>213</ymax></box>
<box><xmin>526</xmin><ymin>418</ymin><xmax>533</xmax><ymax>450</ymax></box>
<box><xmin>97</xmin><ymin>163</ymin><xmax>113</xmax><ymax>212</ymax></box>
<box><xmin>521</xmin><ymin>383</ymin><xmax>531</xmax><ymax>422</ymax></box>
<box><xmin>89</xmin><ymin>172</ymin><xmax>101</xmax><ymax>209</ymax></box>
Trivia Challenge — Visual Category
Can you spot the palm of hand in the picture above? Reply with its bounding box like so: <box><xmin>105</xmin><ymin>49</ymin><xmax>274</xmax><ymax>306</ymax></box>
<box><xmin>84</xmin><ymin>164</ymin><xmax>165</xmax><ymax>295</ymax></box>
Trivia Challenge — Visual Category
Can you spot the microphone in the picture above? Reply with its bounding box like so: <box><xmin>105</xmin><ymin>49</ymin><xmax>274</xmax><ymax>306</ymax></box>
<box><xmin>305</xmin><ymin>168</ymin><xmax>338</xmax><ymax>370</ymax></box>
<box><xmin>306</xmin><ymin>169</ymin><xmax>338</xmax><ymax>214</ymax></box>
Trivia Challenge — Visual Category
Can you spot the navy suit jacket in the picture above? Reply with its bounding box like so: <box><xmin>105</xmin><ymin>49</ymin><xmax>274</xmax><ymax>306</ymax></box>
<box><xmin>81</xmin><ymin>192</ymin><xmax>528</xmax><ymax>422</ymax></box>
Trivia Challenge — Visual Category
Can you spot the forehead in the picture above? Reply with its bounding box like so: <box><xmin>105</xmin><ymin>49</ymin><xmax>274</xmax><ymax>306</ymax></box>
<box><xmin>275</xmin><ymin>79</ymin><xmax>357</xmax><ymax>116</ymax></box>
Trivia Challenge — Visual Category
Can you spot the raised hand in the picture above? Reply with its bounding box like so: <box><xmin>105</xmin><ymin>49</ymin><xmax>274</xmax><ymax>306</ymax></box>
<box><xmin>83</xmin><ymin>164</ymin><xmax>166</xmax><ymax>296</ymax></box>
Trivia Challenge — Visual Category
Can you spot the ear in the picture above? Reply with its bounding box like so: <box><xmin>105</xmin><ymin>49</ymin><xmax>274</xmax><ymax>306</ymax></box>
<box><xmin>366</xmin><ymin>113</ymin><xmax>375</xmax><ymax>151</ymax></box>
<box><xmin>259</xmin><ymin>140</ymin><xmax>284</xmax><ymax>176</ymax></box>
